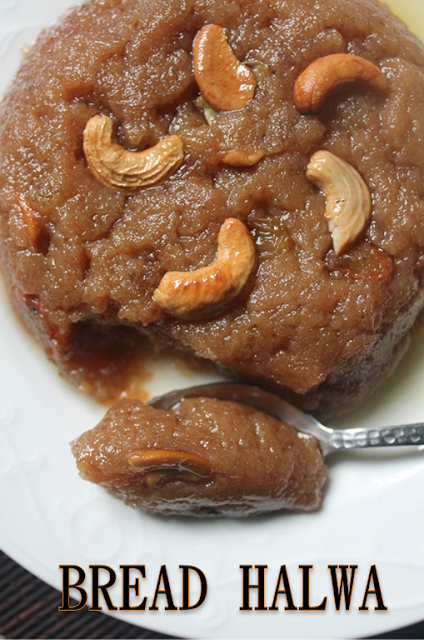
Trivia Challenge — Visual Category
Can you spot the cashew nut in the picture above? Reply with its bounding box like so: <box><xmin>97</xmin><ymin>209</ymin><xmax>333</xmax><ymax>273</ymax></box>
<box><xmin>193</xmin><ymin>24</ymin><xmax>257</xmax><ymax>111</ymax></box>
<box><xmin>15</xmin><ymin>191</ymin><xmax>50</xmax><ymax>255</ymax></box>
<box><xmin>83</xmin><ymin>114</ymin><xmax>184</xmax><ymax>193</ymax></box>
<box><xmin>153</xmin><ymin>218</ymin><xmax>256</xmax><ymax>319</ymax></box>
<box><xmin>128</xmin><ymin>449</ymin><xmax>214</xmax><ymax>487</ymax></box>
<box><xmin>223</xmin><ymin>150</ymin><xmax>264</xmax><ymax>167</ymax></box>
<box><xmin>306</xmin><ymin>150</ymin><xmax>372</xmax><ymax>255</ymax></box>
<box><xmin>294</xmin><ymin>54</ymin><xmax>389</xmax><ymax>114</ymax></box>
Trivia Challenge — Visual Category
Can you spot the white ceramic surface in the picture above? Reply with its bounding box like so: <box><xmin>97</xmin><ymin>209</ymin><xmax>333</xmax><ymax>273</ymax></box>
<box><xmin>1</xmin><ymin>1</ymin><xmax>424</xmax><ymax>638</ymax></box>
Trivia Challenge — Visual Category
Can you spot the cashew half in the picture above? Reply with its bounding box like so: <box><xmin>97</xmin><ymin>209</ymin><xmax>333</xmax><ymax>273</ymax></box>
<box><xmin>15</xmin><ymin>191</ymin><xmax>50</xmax><ymax>255</ymax></box>
<box><xmin>153</xmin><ymin>218</ymin><xmax>256</xmax><ymax>319</ymax></box>
<box><xmin>294</xmin><ymin>54</ymin><xmax>389</xmax><ymax>114</ymax></box>
<box><xmin>83</xmin><ymin>114</ymin><xmax>184</xmax><ymax>193</ymax></box>
<box><xmin>223</xmin><ymin>150</ymin><xmax>264</xmax><ymax>167</ymax></box>
<box><xmin>128</xmin><ymin>449</ymin><xmax>214</xmax><ymax>487</ymax></box>
<box><xmin>306</xmin><ymin>150</ymin><xmax>372</xmax><ymax>255</ymax></box>
<box><xmin>193</xmin><ymin>24</ymin><xmax>257</xmax><ymax>111</ymax></box>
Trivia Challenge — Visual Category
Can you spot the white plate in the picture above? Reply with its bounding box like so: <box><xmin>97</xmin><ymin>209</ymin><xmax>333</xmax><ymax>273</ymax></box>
<box><xmin>1</xmin><ymin>1</ymin><xmax>424</xmax><ymax>638</ymax></box>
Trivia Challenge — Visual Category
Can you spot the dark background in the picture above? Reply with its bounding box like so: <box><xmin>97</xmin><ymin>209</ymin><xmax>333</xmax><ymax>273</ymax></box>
<box><xmin>1</xmin><ymin>550</ymin><xmax>423</xmax><ymax>640</ymax></box>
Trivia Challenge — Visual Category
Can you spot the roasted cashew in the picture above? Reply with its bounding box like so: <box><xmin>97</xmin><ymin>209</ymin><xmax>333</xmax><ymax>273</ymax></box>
<box><xmin>294</xmin><ymin>53</ymin><xmax>389</xmax><ymax>114</ymax></box>
<box><xmin>306</xmin><ymin>150</ymin><xmax>372</xmax><ymax>255</ymax></box>
<box><xmin>14</xmin><ymin>191</ymin><xmax>50</xmax><ymax>255</ymax></box>
<box><xmin>193</xmin><ymin>24</ymin><xmax>257</xmax><ymax>111</ymax></box>
<box><xmin>223</xmin><ymin>149</ymin><xmax>264</xmax><ymax>167</ymax></box>
<box><xmin>83</xmin><ymin>114</ymin><xmax>184</xmax><ymax>193</ymax></box>
<box><xmin>128</xmin><ymin>449</ymin><xmax>214</xmax><ymax>487</ymax></box>
<box><xmin>153</xmin><ymin>218</ymin><xmax>256</xmax><ymax>319</ymax></box>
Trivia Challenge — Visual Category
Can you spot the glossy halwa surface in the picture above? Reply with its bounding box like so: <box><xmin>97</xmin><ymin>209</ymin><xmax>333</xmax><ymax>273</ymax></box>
<box><xmin>71</xmin><ymin>397</ymin><xmax>327</xmax><ymax>517</ymax></box>
<box><xmin>1</xmin><ymin>0</ymin><xmax>424</xmax><ymax>416</ymax></box>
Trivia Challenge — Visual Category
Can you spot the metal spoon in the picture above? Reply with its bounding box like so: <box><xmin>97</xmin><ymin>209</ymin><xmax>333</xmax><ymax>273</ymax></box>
<box><xmin>149</xmin><ymin>382</ymin><xmax>424</xmax><ymax>457</ymax></box>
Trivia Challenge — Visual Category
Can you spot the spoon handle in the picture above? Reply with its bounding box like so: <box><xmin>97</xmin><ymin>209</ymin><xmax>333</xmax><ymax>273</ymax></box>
<box><xmin>328</xmin><ymin>423</ymin><xmax>424</xmax><ymax>453</ymax></box>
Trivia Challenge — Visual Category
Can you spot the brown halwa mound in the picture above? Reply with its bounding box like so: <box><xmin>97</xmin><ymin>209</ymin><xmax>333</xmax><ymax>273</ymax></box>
<box><xmin>71</xmin><ymin>397</ymin><xmax>327</xmax><ymax>516</ymax></box>
<box><xmin>1</xmin><ymin>0</ymin><xmax>424</xmax><ymax>417</ymax></box>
